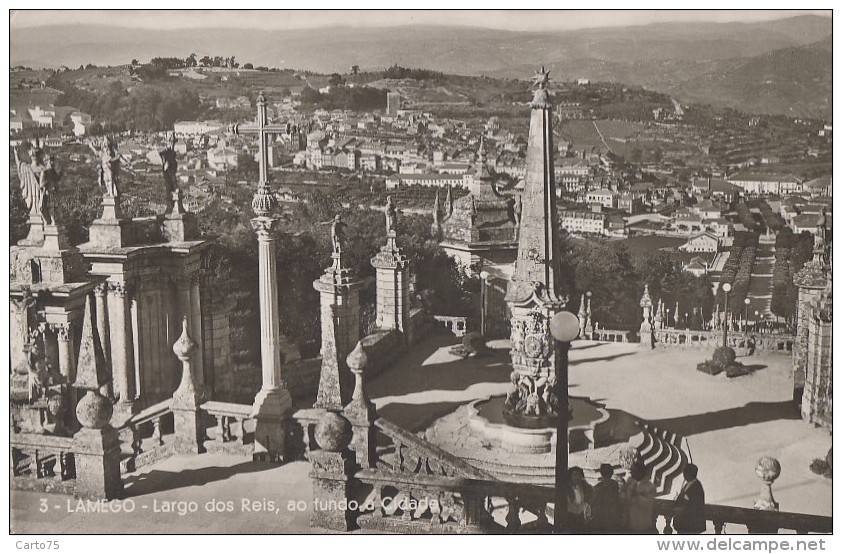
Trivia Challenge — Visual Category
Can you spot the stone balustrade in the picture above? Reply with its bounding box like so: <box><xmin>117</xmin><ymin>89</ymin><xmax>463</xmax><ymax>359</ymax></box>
<box><xmin>592</xmin><ymin>329</ymin><xmax>631</xmax><ymax>343</ymax></box>
<box><xmin>433</xmin><ymin>315</ymin><xmax>468</xmax><ymax>337</ymax></box>
<box><xmin>11</xmin><ymin>432</ymin><xmax>77</xmax><ymax>495</ymax></box>
<box><xmin>653</xmin><ymin>499</ymin><xmax>832</xmax><ymax>535</ymax></box>
<box><xmin>117</xmin><ymin>399</ymin><xmax>174</xmax><ymax>473</ymax></box>
<box><xmin>654</xmin><ymin>328</ymin><xmax>794</xmax><ymax>352</ymax></box>
<box><xmin>201</xmin><ymin>400</ymin><xmax>253</xmax><ymax>455</ymax></box>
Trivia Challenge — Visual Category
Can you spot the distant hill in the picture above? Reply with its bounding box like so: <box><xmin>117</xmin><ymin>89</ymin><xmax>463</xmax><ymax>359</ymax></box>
<box><xmin>672</xmin><ymin>37</ymin><xmax>832</xmax><ymax>120</ymax></box>
<box><xmin>10</xmin><ymin>15</ymin><xmax>831</xmax><ymax>119</ymax></box>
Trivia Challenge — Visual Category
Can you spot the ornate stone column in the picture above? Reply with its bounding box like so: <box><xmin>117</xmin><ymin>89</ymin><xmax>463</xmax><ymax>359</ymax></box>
<box><xmin>51</xmin><ymin>322</ymin><xmax>76</xmax><ymax>384</ymax></box>
<box><xmin>106</xmin><ymin>281</ymin><xmax>136</xmax><ymax>416</ymax></box>
<box><xmin>639</xmin><ymin>285</ymin><xmax>654</xmax><ymax>349</ymax></box>
<box><xmin>370</xmin><ymin>232</ymin><xmax>410</xmax><ymax>341</ymax></box>
<box><xmin>313</xmin><ymin>250</ymin><xmax>363</xmax><ymax>410</ymax></box>
<box><xmin>250</xmin><ymin>201</ymin><xmax>292</xmax><ymax>462</ymax></box>
<box><xmin>792</xmin><ymin>234</ymin><xmax>828</xmax><ymax>405</ymax></box>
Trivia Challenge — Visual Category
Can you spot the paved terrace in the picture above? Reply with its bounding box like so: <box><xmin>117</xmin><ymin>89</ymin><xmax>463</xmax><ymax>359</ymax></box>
<box><xmin>11</xmin><ymin>336</ymin><xmax>831</xmax><ymax>533</ymax></box>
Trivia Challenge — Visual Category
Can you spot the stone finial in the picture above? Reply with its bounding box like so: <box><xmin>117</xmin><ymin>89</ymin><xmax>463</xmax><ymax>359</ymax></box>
<box><xmin>640</xmin><ymin>284</ymin><xmax>652</xmax><ymax>307</ymax></box>
<box><xmin>531</xmin><ymin>66</ymin><xmax>552</xmax><ymax>109</ymax></box>
<box><xmin>172</xmin><ymin>317</ymin><xmax>197</xmax><ymax>361</ymax></box>
<box><xmin>754</xmin><ymin>456</ymin><xmax>781</xmax><ymax>511</ymax></box>
<box><xmin>314</xmin><ymin>411</ymin><xmax>353</xmax><ymax>452</ymax></box>
<box><xmin>346</xmin><ymin>341</ymin><xmax>369</xmax><ymax>374</ymax></box>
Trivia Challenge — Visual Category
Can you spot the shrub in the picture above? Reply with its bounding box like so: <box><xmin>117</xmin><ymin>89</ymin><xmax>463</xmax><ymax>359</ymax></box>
<box><xmin>810</xmin><ymin>458</ymin><xmax>830</xmax><ymax>476</ymax></box>
<box><xmin>462</xmin><ymin>332</ymin><xmax>488</xmax><ymax>355</ymax></box>
<box><xmin>725</xmin><ymin>363</ymin><xmax>751</xmax><ymax>378</ymax></box>
<box><xmin>712</xmin><ymin>346</ymin><xmax>737</xmax><ymax>368</ymax></box>
<box><xmin>696</xmin><ymin>360</ymin><xmax>723</xmax><ymax>375</ymax></box>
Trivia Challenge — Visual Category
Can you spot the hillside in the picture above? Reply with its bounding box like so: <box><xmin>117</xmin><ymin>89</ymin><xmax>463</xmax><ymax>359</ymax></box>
<box><xmin>672</xmin><ymin>37</ymin><xmax>832</xmax><ymax>120</ymax></box>
<box><xmin>10</xmin><ymin>15</ymin><xmax>831</xmax><ymax>120</ymax></box>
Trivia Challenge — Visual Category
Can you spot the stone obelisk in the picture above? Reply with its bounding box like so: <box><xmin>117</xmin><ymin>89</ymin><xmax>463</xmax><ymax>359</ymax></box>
<box><xmin>504</xmin><ymin>67</ymin><xmax>567</xmax><ymax>425</ymax></box>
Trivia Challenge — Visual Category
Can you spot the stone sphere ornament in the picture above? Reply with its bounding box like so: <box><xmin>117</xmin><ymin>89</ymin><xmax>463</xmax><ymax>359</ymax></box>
<box><xmin>754</xmin><ymin>456</ymin><xmax>781</xmax><ymax>511</ymax></box>
<box><xmin>314</xmin><ymin>411</ymin><xmax>353</xmax><ymax>452</ymax></box>
<box><xmin>47</xmin><ymin>393</ymin><xmax>67</xmax><ymax>418</ymax></box>
<box><xmin>76</xmin><ymin>389</ymin><xmax>114</xmax><ymax>429</ymax></box>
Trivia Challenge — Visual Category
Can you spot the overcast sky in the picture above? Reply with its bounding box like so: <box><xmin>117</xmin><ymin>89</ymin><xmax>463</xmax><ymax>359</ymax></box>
<box><xmin>10</xmin><ymin>9</ymin><xmax>831</xmax><ymax>32</ymax></box>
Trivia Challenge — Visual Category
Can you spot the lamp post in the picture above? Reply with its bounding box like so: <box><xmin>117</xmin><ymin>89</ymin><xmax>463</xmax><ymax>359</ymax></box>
<box><xmin>479</xmin><ymin>270</ymin><xmax>490</xmax><ymax>337</ymax></box>
<box><xmin>666</xmin><ymin>309</ymin><xmax>671</xmax><ymax>329</ymax></box>
<box><xmin>744</xmin><ymin>298</ymin><xmax>751</xmax><ymax>331</ymax></box>
<box><xmin>754</xmin><ymin>310</ymin><xmax>759</xmax><ymax>333</ymax></box>
<box><xmin>549</xmin><ymin>310</ymin><xmax>581</xmax><ymax>534</ymax></box>
<box><xmin>721</xmin><ymin>282</ymin><xmax>732</xmax><ymax>347</ymax></box>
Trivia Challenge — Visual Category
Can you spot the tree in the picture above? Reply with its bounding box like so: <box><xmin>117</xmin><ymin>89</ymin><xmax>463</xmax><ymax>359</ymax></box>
<box><xmin>351</xmin><ymin>65</ymin><xmax>360</xmax><ymax>75</ymax></box>
<box><xmin>243</xmin><ymin>63</ymin><xmax>254</xmax><ymax>70</ymax></box>
<box><xmin>186</xmin><ymin>53</ymin><xmax>197</xmax><ymax>68</ymax></box>
<box><xmin>328</xmin><ymin>73</ymin><xmax>345</xmax><ymax>88</ymax></box>
<box><xmin>131</xmin><ymin>58</ymin><xmax>139</xmax><ymax>66</ymax></box>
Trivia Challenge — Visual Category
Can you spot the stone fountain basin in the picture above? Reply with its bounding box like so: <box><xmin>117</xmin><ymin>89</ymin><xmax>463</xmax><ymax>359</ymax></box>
<box><xmin>467</xmin><ymin>395</ymin><xmax>611</xmax><ymax>454</ymax></box>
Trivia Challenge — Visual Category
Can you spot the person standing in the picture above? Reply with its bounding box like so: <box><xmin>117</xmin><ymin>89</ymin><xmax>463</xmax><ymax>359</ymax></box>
<box><xmin>622</xmin><ymin>461</ymin><xmax>657</xmax><ymax>533</ymax></box>
<box><xmin>590</xmin><ymin>463</ymin><xmax>623</xmax><ymax>533</ymax></box>
<box><xmin>566</xmin><ymin>466</ymin><xmax>593</xmax><ymax>533</ymax></box>
<box><xmin>673</xmin><ymin>463</ymin><xmax>706</xmax><ymax>534</ymax></box>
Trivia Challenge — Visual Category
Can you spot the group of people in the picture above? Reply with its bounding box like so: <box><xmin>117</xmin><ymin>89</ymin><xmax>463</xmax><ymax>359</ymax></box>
<box><xmin>566</xmin><ymin>462</ymin><xmax>706</xmax><ymax>534</ymax></box>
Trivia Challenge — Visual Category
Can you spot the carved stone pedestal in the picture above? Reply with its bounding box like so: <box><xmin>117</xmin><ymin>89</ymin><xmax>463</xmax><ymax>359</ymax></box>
<box><xmin>43</xmin><ymin>224</ymin><xmax>70</xmax><ymax>251</ymax></box>
<box><xmin>162</xmin><ymin>213</ymin><xmax>198</xmax><ymax>243</ymax></box>
<box><xmin>89</xmin><ymin>219</ymin><xmax>131</xmax><ymax>249</ymax></box>
<box><xmin>310</xmin><ymin>411</ymin><xmax>356</xmax><ymax>531</ymax></box>
<box><xmin>73</xmin><ymin>425</ymin><xmax>123</xmax><ymax>499</ymax></box>
<box><xmin>10</xmin><ymin>245</ymin><xmax>86</xmax><ymax>285</ymax></box>
<box><xmin>18</xmin><ymin>214</ymin><xmax>45</xmax><ymax>246</ymax></box>
<box><xmin>251</xmin><ymin>388</ymin><xmax>292</xmax><ymax>462</ymax></box>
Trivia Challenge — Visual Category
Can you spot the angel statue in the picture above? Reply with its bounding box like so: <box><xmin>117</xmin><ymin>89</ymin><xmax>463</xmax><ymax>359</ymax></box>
<box><xmin>14</xmin><ymin>141</ymin><xmax>61</xmax><ymax>225</ymax></box>
<box><xmin>319</xmin><ymin>214</ymin><xmax>348</xmax><ymax>255</ymax></box>
<box><xmin>89</xmin><ymin>136</ymin><xmax>122</xmax><ymax>197</ymax></box>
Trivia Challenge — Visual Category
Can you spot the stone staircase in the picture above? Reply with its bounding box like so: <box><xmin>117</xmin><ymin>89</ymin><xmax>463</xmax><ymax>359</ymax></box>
<box><xmin>632</xmin><ymin>422</ymin><xmax>689</xmax><ymax>497</ymax></box>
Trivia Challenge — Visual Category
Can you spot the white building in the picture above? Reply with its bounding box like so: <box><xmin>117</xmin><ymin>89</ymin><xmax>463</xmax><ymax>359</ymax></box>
<box><xmin>679</xmin><ymin>232</ymin><xmax>721</xmax><ymax>253</ymax></box>
<box><xmin>560</xmin><ymin>210</ymin><xmax>607</xmax><ymax>235</ymax></box>
<box><xmin>174</xmin><ymin>120</ymin><xmax>224</xmax><ymax>136</ymax></box>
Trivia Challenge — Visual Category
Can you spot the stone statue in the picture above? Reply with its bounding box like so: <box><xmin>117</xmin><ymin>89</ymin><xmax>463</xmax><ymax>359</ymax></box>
<box><xmin>26</xmin><ymin>339</ymin><xmax>52</xmax><ymax>403</ymax></box>
<box><xmin>160</xmin><ymin>133</ymin><xmax>178</xmax><ymax>196</ymax></box>
<box><xmin>90</xmin><ymin>136</ymin><xmax>122</xmax><ymax>197</ymax></box>
<box><xmin>384</xmin><ymin>195</ymin><xmax>397</xmax><ymax>235</ymax></box>
<box><xmin>14</xmin><ymin>142</ymin><xmax>60</xmax><ymax>225</ymax></box>
<box><xmin>330</xmin><ymin>214</ymin><xmax>347</xmax><ymax>254</ymax></box>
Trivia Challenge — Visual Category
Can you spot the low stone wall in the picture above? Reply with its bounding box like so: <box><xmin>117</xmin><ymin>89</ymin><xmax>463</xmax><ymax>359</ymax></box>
<box><xmin>360</xmin><ymin>328</ymin><xmax>403</xmax><ymax>377</ymax></box>
<box><xmin>408</xmin><ymin>308</ymin><xmax>432</xmax><ymax>346</ymax></box>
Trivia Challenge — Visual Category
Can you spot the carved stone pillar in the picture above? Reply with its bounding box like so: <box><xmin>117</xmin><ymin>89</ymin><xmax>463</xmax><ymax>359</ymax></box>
<box><xmin>51</xmin><ymin>322</ymin><xmax>76</xmax><ymax>384</ymax></box>
<box><xmin>370</xmin><ymin>233</ymin><xmax>410</xmax><ymax>342</ymax></box>
<box><xmin>107</xmin><ymin>281</ymin><xmax>136</xmax><ymax>416</ymax></box>
<box><xmin>93</xmin><ymin>283</ymin><xmax>111</xmax><ymax>364</ymax></box>
<box><xmin>250</xmin><ymin>215</ymin><xmax>292</xmax><ymax>461</ymax></box>
<box><xmin>171</xmin><ymin>317</ymin><xmax>205</xmax><ymax>454</ymax></box>
<box><xmin>310</xmin><ymin>411</ymin><xmax>355</xmax><ymax>531</ymax></box>
<box><xmin>313</xmin><ymin>252</ymin><xmax>363</xmax><ymax>410</ymax></box>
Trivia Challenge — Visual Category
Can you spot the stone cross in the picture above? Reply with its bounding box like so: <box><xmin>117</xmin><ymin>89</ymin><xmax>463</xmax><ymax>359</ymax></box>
<box><xmin>232</xmin><ymin>92</ymin><xmax>292</xmax><ymax>462</ymax></box>
<box><xmin>229</xmin><ymin>91</ymin><xmax>286</xmax><ymax>196</ymax></box>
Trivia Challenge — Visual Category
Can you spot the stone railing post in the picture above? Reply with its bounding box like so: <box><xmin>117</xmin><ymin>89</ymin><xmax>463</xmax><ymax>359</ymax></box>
<box><xmin>343</xmin><ymin>342</ymin><xmax>377</xmax><ymax>468</ymax></box>
<box><xmin>748</xmin><ymin>456</ymin><xmax>781</xmax><ymax>534</ymax></box>
<box><xmin>171</xmin><ymin>317</ymin><xmax>205</xmax><ymax>454</ymax></box>
<box><xmin>310</xmin><ymin>411</ymin><xmax>356</xmax><ymax>531</ymax></box>
<box><xmin>73</xmin><ymin>294</ymin><xmax>123</xmax><ymax>499</ymax></box>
